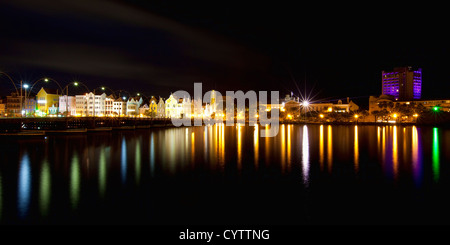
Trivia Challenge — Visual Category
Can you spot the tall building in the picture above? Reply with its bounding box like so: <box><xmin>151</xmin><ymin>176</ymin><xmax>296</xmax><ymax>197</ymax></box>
<box><xmin>382</xmin><ymin>67</ymin><xmax>422</xmax><ymax>100</ymax></box>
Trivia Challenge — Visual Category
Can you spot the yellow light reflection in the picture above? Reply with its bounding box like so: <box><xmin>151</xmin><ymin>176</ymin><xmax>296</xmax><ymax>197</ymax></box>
<box><xmin>237</xmin><ymin>124</ymin><xmax>242</xmax><ymax>171</ymax></box>
<box><xmin>382</xmin><ymin>127</ymin><xmax>386</xmax><ymax>166</ymax></box>
<box><xmin>412</xmin><ymin>126</ymin><xmax>420</xmax><ymax>185</ymax></box>
<box><xmin>287</xmin><ymin>124</ymin><xmax>291</xmax><ymax>171</ymax></box>
<box><xmin>191</xmin><ymin>132</ymin><xmax>195</xmax><ymax>164</ymax></box>
<box><xmin>254</xmin><ymin>124</ymin><xmax>259</xmax><ymax>169</ymax></box>
<box><xmin>221</xmin><ymin>123</ymin><xmax>225</xmax><ymax>166</ymax></box>
<box><xmin>319</xmin><ymin>125</ymin><xmax>324</xmax><ymax>170</ymax></box>
<box><xmin>354</xmin><ymin>125</ymin><xmax>359</xmax><ymax>173</ymax></box>
<box><xmin>327</xmin><ymin>125</ymin><xmax>333</xmax><ymax>173</ymax></box>
<box><xmin>281</xmin><ymin>124</ymin><xmax>286</xmax><ymax>173</ymax></box>
<box><xmin>265</xmin><ymin>124</ymin><xmax>270</xmax><ymax>164</ymax></box>
<box><xmin>393</xmin><ymin>126</ymin><xmax>398</xmax><ymax>179</ymax></box>
<box><xmin>302</xmin><ymin>125</ymin><xmax>309</xmax><ymax>187</ymax></box>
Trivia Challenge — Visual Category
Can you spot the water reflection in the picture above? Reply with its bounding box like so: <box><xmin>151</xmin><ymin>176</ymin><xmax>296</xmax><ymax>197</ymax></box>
<box><xmin>281</xmin><ymin>124</ymin><xmax>285</xmax><ymax>173</ymax></box>
<box><xmin>354</xmin><ymin>126</ymin><xmax>359</xmax><ymax>173</ymax></box>
<box><xmin>319</xmin><ymin>125</ymin><xmax>324</xmax><ymax>170</ymax></box>
<box><xmin>393</xmin><ymin>126</ymin><xmax>398</xmax><ymax>179</ymax></box>
<box><xmin>432</xmin><ymin>128</ymin><xmax>440</xmax><ymax>183</ymax></box>
<box><xmin>121</xmin><ymin>137</ymin><xmax>127</xmax><ymax>184</ymax></box>
<box><xmin>39</xmin><ymin>159</ymin><xmax>51</xmax><ymax>216</ymax></box>
<box><xmin>237</xmin><ymin>124</ymin><xmax>242</xmax><ymax>170</ymax></box>
<box><xmin>327</xmin><ymin>125</ymin><xmax>333</xmax><ymax>173</ymax></box>
<box><xmin>254</xmin><ymin>124</ymin><xmax>259</xmax><ymax>169</ymax></box>
<box><xmin>150</xmin><ymin>133</ymin><xmax>155</xmax><ymax>176</ymax></box>
<box><xmin>135</xmin><ymin>137</ymin><xmax>142</xmax><ymax>185</ymax></box>
<box><xmin>99</xmin><ymin>148</ymin><xmax>107</xmax><ymax>197</ymax></box>
<box><xmin>18</xmin><ymin>153</ymin><xmax>31</xmax><ymax>218</ymax></box>
<box><xmin>70</xmin><ymin>153</ymin><xmax>80</xmax><ymax>209</ymax></box>
<box><xmin>1</xmin><ymin>124</ymin><xmax>449</xmax><ymax>224</ymax></box>
<box><xmin>287</xmin><ymin>125</ymin><xmax>291</xmax><ymax>171</ymax></box>
<box><xmin>412</xmin><ymin>126</ymin><xmax>423</xmax><ymax>187</ymax></box>
<box><xmin>302</xmin><ymin>125</ymin><xmax>310</xmax><ymax>187</ymax></box>
<box><xmin>0</xmin><ymin>172</ymin><xmax>2</xmax><ymax>219</ymax></box>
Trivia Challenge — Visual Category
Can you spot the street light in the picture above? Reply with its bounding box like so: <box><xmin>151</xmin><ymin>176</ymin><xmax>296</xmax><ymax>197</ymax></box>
<box><xmin>62</xmin><ymin>81</ymin><xmax>90</xmax><ymax>117</ymax></box>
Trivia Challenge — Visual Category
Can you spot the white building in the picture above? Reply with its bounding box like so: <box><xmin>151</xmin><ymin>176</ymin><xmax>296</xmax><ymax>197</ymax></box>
<box><xmin>165</xmin><ymin>94</ymin><xmax>180</xmax><ymax>118</ymax></box>
<box><xmin>157</xmin><ymin>98</ymin><xmax>165</xmax><ymax>118</ymax></box>
<box><xmin>105</xmin><ymin>94</ymin><xmax>115</xmax><ymax>116</ymax></box>
<box><xmin>59</xmin><ymin>95</ymin><xmax>76</xmax><ymax>116</ymax></box>
<box><xmin>75</xmin><ymin>92</ymin><xmax>107</xmax><ymax>116</ymax></box>
<box><xmin>113</xmin><ymin>97</ymin><xmax>126</xmax><ymax>116</ymax></box>
<box><xmin>126</xmin><ymin>97</ymin><xmax>143</xmax><ymax>116</ymax></box>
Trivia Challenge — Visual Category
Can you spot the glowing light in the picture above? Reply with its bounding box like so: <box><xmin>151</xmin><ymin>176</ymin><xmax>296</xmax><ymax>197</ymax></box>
<box><xmin>287</xmin><ymin>114</ymin><xmax>292</xmax><ymax>119</ymax></box>
<box><xmin>101</xmin><ymin>87</ymin><xmax>105</xmax><ymax>90</ymax></box>
<box><xmin>44</xmin><ymin>78</ymin><xmax>49</xmax><ymax>82</ymax></box>
<box><xmin>319</xmin><ymin>114</ymin><xmax>324</xmax><ymax>118</ymax></box>
<box><xmin>393</xmin><ymin>113</ymin><xmax>398</xmax><ymax>118</ymax></box>
<box><xmin>413</xmin><ymin>113</ymin><xmax>419</xmax><ymax>117</ymax></box>
<box><xmin>354</xmin><ymin>114</ymin><xmax>359</xmax><ymax>118</ymax></box>
<box><xmin>74</xmin><ymin>82</ymin><xmax>78</xmax><ymax>86</ymax></box>
<box><xmin>328</xmin><ymin>107</ymin><xmax>332</xmax><ymax>112</ymax></box>
<box><xmin>302</xmin><ymin>101</ymin><xmax>309</xmax><ymax>107</ymax></box>
<box><xmin>23</xmin><ymin>84</ymin><xmax>29</xmax><ymax>89</ymax></box>
<box><xmin>433</xmin><ymin>106</ymin><xmax>439</xmax><ymax>111</ymax></box>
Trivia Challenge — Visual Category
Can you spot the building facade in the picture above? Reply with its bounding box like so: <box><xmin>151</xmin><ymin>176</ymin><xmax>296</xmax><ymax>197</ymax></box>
<box><xmin>36</xmin><ymin>87</ymin><xmax>60</xmax><ymax>116</ymax></box>
<box><xmin>157</xmin><ymin>98</ymin><xmax>165</xmax><ymax>118</ymax></box>
<box><xmin>59</xmin><ymin>95</ymin><xmax>76</xmax><ymax>116</ymax></box>
<box><xmin>382</xmin><ymin>67</ymin><xmax>422</xmax><ymax>100</ymax></box>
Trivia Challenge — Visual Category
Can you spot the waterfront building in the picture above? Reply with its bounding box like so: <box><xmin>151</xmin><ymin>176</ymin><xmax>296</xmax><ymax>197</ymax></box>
<box><xmin>126</xmin><ymin>97</ymin><xmax>143</xmax><ymax>116</ymax></box>
<box><xmin>105</xmin><ymin>94</ymin><xmax>115</xmax><ymax>116</ymax></box>
<box><xmin>113</xmin><ymin>97</ymin><xmax>126</xmax><ymax>116</ymax></box>
<box><xmin>36</xmin><ymin>87</ymin><xmax>60</xmax><ymax>116</ymax></box>
<box><xmin>0</xmin><ymin>100</ymin><xmax>5</xmax><ymax>116</ymax></box>
<box><xmin>149</xmin><ymin>96</ymin><xmax>158</xmax><ymax>117</ymax></box>
<box><xmin>157</xmin><ymin>97</ymin><xmax>165</xmax><ymax>118</ymax></box>
<box><xmin>59</xmin><ymin>95</ymin><xmax>76</xmax><ymax>116</ymax></box>
<box><xmin>165</xmin><ymin>93</ymin><xmax>180</xmax><ymax>118</ymax></box>
<box><xmin>74</xmin><ymin>92</ymin><xmax>107</xmax><ymax>116</ymax></box>
<box><xmin>139</xmin><ymin>104</ymin><xmax>149</xmax><ymax>116</ymax></box>
<box><xmin>5</xmin><ymin>92</ymin><xmax>22</xmax><ymax>117</ymax></box>
<box><xmin>382</xmin><ymin>66</ymin><xmax>422</xmax><ymax>100</ymax></box>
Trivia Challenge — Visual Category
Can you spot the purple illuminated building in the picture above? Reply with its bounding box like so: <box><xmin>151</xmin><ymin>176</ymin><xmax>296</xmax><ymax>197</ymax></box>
<box><xmin>382</xmin><ymin>67</ymin><xmax>422</xmax><ymax>100</ymax></box>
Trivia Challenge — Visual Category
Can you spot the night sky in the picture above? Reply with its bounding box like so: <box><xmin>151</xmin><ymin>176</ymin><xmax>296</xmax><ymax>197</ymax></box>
<box><xmin>1</xmin><ymin>0</ymin><xmax>448</xmax><ymax>107</ymax></box>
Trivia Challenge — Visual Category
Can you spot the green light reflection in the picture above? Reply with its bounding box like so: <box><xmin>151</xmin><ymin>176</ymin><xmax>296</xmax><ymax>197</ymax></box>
<box><xmin>432</xmin><ymin>128</ymin><xmax>440</xmax><ymax>183</ymax></box>
<box><xmin>99</xmin><ymin>149</ymin><xmax>106</xmax><ymax>198</ymax></box>
<box><xmin>39</xmin><ymin>160</ymin><xmax>51</xmax><ymax>217</ymax></box>
<box><xmin>135</xmin><ymin>138</ymin><xmax>141</xmax><ymax>185</ymax></box>
<box><xmin>70</xmin><ymin>154</ymin><xmax>80</xmax><ymax>209</ymax></box>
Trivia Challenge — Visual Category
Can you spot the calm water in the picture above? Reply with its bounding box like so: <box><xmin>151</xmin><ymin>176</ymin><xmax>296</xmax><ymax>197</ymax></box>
<box><xmin>0</xmin><ymin>124</ymin><xmax>449</xmax><ymax>225</ymax></box>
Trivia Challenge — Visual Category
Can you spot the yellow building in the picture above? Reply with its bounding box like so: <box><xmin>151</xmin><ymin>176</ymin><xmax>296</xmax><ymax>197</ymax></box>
<box><xmin>36</xmin><ymin>87</ymin><xmax>60</xmax><ymax>116</ymax></box>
